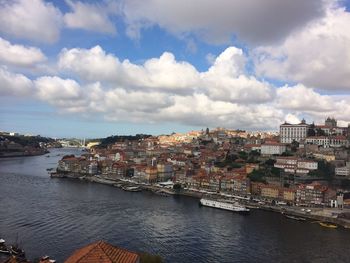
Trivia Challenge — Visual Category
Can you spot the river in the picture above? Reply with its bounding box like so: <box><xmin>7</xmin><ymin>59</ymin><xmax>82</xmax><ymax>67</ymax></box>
<box><xmin>0</xmin><ymin>148</ymin><xmax>349</xmax><ymax>263</ymax></box>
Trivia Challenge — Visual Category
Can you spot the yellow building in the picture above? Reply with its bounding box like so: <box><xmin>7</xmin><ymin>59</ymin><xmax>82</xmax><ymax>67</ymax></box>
<box><xmin>261</xmin><ymin>186</ymin><xmax>279</xmax><ymax>199</ymax></box>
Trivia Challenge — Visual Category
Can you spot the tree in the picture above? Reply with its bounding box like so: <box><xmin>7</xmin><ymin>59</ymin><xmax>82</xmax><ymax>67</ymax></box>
<box><xmin>308</xmin><ymin>160</ymin><xmax>333</xmax><ymax>181</ymax></box>
<box><xmin>249</xmin><ymin>170</ymin><xmax>267</xmax><ymax>183</ymax></box>
<box><xmin>316</xmin><ymin>128</ymin><xmax>326</xmax><ymax>136</ymax></box>
<box><xmin>291</xmin><ymin>140</ymin><xmax>299</xmax><ymax>152</ymax></box>
<box><xmin>238</xmin><ymin>151</ymin><xmax>248</xmax><ymax>160</ymax></box>
<box><xmin>307</xmin><ymin>123</ymin><xmax>316</xmax><ymax>136</ymax></box>
<box><xmin>265</xmin><ymin>159</ymin><xmax>276</xmax><ymax>166</ymax></box>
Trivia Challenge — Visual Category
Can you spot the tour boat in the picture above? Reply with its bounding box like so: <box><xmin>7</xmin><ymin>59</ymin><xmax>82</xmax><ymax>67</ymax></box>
<box><xmin>319</xmin><ymin>222</ymin><xmax>338</xmax><ymax>229</ymax></box>
<box><xmin>199</xmin><ymin>198</ymin><xmax>250</xmax><ymax>214</ymax></box>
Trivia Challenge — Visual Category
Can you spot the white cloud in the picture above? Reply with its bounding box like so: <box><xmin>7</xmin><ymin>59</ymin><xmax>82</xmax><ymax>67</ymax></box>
<box><xmin>58</xmin><ymin>45</ymin><xmax>120</xmax><ymax>83</ymax></box>
<box><xmin>201</xmin><ymin>47</ymin><xmax>273</xmax><ymax>103</ymax></box>
<box><xmin>276</xmin><ymin>84</ymin><xmax>334</xmax><ymax>112</ymax></box>
<box><xmin>58</xmin><ymin>45</ymin><xmax>200</xmax><ymax>92</ymax></box>
<box><xmin>0</xmin><ymin>37</ymin><xmax>46</xmax><ymax>67</ymax></box>
<box><xmin>0</xmin><ymin>0</ymin><xmax>62</xmax><ymax>43</ymax></box>
<box><xmin>0</xmin><ymin>67</ymin><xmax>33</xmax><ymax>96</ymax></box>
<box><xmin>284</xmin><ymin>113</ymin><xmax>301</xmax><ymax>124</ymax></box>
<box><xmin>64</xmin><ymin>0</ymin><xmax>118</xmax><ymax>34</ymax></box>
<box><xmin>35</xmin><ymin>76</ymin><xmax>82</xmax><ymax>101</ymax></box>
<box><xmin>3</xmin><ymin>42</ymin><xmax>350</xmax><ymax>131</ymax></box>
<box><xmin>121</xmin><ymin>0</ymin><xmax>326</xmax><ymax>45</ymax></box>
<box><xmin>255</xmin><ymin>5</ymin><xmax>350</xmax><ymax>90</ymax></box>
<box><xmin>58</xmin><ymin>45</ymin><xmax>273</xmax><ymax>103</ymax></box>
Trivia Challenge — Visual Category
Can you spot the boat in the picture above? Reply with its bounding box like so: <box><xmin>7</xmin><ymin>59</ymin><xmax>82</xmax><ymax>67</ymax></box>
<box><xmin>319</xmin><ymin>222</ymin><xmax>338</xmax><ymax>229</ymax></box>
<box><xmin>0</xmin><ymin>239</ymin><xmax>10</xmax><ymax>254</ymax></box>
<box><xmin>199</xmin><ymin>198</ymin><xmax>250</xmax><ymax>214</ymax></box>
<box><xmin>10</xmin><ymin>245</ymin><xmax>25</xmax><ymax>258</ymax></box>
<box><xmin>284</xmin><ymin>214</ymin><xmax>306</xmax><ymax>221</ymax></box>
<box><xmin>122</xmin><ymin>186</ymin><xmax>142</xmax><ymax>192</ymax></box>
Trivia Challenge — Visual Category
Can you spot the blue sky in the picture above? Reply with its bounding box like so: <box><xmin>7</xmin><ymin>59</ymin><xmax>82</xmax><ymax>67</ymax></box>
<box><xmin>0</xmin><ymin>0</ymin><xmax>350</xmax><ymax>138</ymax></box>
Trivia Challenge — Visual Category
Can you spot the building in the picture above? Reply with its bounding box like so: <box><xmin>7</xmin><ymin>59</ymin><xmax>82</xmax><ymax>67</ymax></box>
<box><xmin>64</xmin><ymin>240</ymin><xmax>140</xmax><ymax>263</ymax></box>
<box><xmin>261</xmin><ymin>141</ymin><xmax>286</xmax><ymax>155</ymax></box>
<box><xmin>274</xmin><ymin>157</ymin><xmax>318</xmax><ymax>175</ymax></box>
<box><xmin>335</xmin><ymin>162</ymin><xmax>350</xmax><ymax>177</ymax></box>
<box><xmin>325</xmin><ymin>117</ymin><xmax>337</xmax><ymax>128</ymax></box>
<box><xmin>305</xmin><ymin>136</ymin><xmax>329</xmax><ymax>147</ymax></box>
<box><xmin>305</xmin><ymin>135</ymin><xmax>348</xmax><ymax>148</ymax></box>
<box><xmin>280</xmin><ymin>119</ymin><xmax>308</xmax><ymax>143</ymax></box>
<box><xmin>296</xmin><ymin>184</ymin><xmax>326</xmax><ymax>206</ymax></box>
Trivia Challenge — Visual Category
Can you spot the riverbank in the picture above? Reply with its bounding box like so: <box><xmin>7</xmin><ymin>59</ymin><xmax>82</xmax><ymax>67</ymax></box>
<box><xmin>50</xmin><ymin>173</ymin><xmax>350</xmax><ymax>229</ymax></box>
<box><xmin>0</xmin><ymin>150</ymin><xmax>49</xmax><ymax>158</ymax></box>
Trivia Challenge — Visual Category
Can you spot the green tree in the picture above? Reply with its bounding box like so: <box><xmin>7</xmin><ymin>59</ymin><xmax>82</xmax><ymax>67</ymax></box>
<box><xmin>249</xmin><ymin>170</ymin><xmax>267</xmax><ymax>183</ymax></box>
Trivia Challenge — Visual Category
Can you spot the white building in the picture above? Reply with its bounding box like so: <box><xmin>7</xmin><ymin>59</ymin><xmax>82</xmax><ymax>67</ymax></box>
<box><xmin>280</xmin><ymin>119</ymin><xmax>308</xmax><ymax>144</ymax></box>
<box><xmin>274</xmin><ymin>157</ymin><xmax>318</xmax><ymax>175</ymax></box>
<box><xmin>305</xmin><ymin>135</ymin><xmax>348</xmax><ymax>148</ymax></box>
<box><xmin>261</xmin><ymin>142</ymin><xmax>286</xmax><ymax>155</ymax></box>
<box><xmin>305</xmin><ymin>136</ymin><xmax>329</xmax><ymax>147</ymax></box>
<box><xmin>335</xmin><ymin>162</ymin><xmax>350</xmax><ymax>177</ymax></box>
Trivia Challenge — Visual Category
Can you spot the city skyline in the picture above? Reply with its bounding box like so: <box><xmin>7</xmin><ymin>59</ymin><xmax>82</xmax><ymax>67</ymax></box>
<box><xmin>1</xmin><ymin>0</ymin><xmax>350</xmax><ymax>137</ymax></box>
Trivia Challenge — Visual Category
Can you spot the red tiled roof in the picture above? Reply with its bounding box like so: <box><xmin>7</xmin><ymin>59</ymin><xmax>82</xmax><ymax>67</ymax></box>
<box><xmin>64</xmin><ymin>241</ymin><xmax>140</xmax><ymax>263</ymax></box>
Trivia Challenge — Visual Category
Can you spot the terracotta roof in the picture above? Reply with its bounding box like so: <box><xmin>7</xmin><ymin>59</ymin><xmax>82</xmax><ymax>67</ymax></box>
<box><xmin>64</xmin><ymin>241</ymin><xmax>140</xmax><ymax>263</ymax></box>
<box><xmin>1</xmin><ymin>256</ymin><xmax>29</xmax><ymax>263</ymax></box>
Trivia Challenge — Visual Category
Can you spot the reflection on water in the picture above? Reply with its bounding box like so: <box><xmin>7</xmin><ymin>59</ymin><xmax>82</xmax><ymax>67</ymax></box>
<box><xmin>1</xmin><ymin>148</ymin><xmax>350</xmax><ymax>263</ymax></box>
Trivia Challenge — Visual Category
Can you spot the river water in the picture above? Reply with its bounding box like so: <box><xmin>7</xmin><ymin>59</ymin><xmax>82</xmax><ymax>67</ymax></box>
<box><xmin>0</xmin><ymin>148</ymin><xmax>349</xmax><ymax>263</ymax></box>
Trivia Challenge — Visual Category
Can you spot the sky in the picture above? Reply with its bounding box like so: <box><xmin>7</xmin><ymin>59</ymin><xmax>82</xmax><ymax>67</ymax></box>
<box><xmin>1</xmin><ymin>0</ymin><xmax>350</xmax><ymax>138</ymax></box>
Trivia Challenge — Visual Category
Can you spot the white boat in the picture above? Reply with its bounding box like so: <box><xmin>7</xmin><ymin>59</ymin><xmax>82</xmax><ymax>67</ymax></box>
<box><xmin>122</xmin><ymin>186</ymin><xmax>142</xmax><ymax>192</ymax></box>
<box><xmin>0</xmin><ymin>239</ymin><xmax>10</xmax><ymax>254</ymax></box>
<box><xmin>199</xmin><ymin>198</ymin><xmax>250</xmax><ymax>214</ymax></box>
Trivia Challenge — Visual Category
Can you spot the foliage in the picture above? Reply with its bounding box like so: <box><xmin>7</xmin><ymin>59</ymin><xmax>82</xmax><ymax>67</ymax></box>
<box><xmin>1</xmin><ymin>135</ymin><xmax>55</xmax><ymax>148</ymax></box>
<box><xmin>290</xmin><ymin>140</ymin><xmax>299</xmax><ymax>152</ymax></box>
<box><xmin>249</xmin><ymin>170</ymin><xmax>267</xmax><ymax>183</ymax></box>
<box><xmin>315</xmin><ymin>128</ymin><xmax>326</xmax><ymax>136</ymax></box>
<box><xmin>264</xmin><ymin>159</ymin><xmax>276</xmax><ymax>166</ymax></box>
<box><xmin>308</xmin><ymin>160</ymin><xmax>333</xmax><ymax>181</ymax></box>
<box><xmin>250</xmin><ymin>150</ymin><xmax>261</xmax><ymax>156</ymax></box>
<box><xmin>270</xmin><ymin>167</ymin><xmax>281</xmax><ymax>177</ymax></box>
<box><xmin>281</xmin><ymin>151</ymin><xmax>293</xmax><ymax>156</ymax></box>
<box><xmin>98</xmin><ymin>134</ymin><xmax>152</xmax><ymax>148</ymax></box>
<box><xmin>238</xmin><ymin>151</ymin><xmax>248</xmax><ymax>160</ymax></box>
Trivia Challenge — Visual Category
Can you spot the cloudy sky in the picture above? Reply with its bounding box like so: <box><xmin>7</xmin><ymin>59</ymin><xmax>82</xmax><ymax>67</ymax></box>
<box><xmin>1</xmin><ymin>0</ymin><xmax>350</xmax><ymax>137</ymax></box>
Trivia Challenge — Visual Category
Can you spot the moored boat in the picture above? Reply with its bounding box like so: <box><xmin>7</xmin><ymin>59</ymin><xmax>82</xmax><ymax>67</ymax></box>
<box><xmin>199</xmin><ymin>198</ymin><xmax>250</xmax><ymax>214</ymax></box>
<box><xmin>284</xmin><ymin>214</ymin><xmax>306</xmax><ymax>221</ymax></box>
<box><xmin>319</xmin><ymin>222</ymin><xmax>338</xmax><ymax>229</ymax></box>
<box><xmin>0</xmin><ymin>239</ymin><xmax>10</xmax><ymax>254</ymax></box>
<box><xmin>122</xmin><ymin>186</ymin><xmax>142</xmax><ymax>192</ymax></box>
